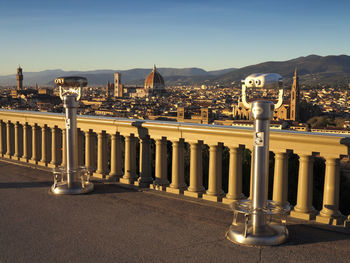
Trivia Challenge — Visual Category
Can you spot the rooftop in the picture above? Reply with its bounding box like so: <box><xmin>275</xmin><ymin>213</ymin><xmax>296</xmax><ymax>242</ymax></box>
<box><xmin>1</xmin><ymin>160</ymin><xmax>350</xmax><ymax>263</ymax></box>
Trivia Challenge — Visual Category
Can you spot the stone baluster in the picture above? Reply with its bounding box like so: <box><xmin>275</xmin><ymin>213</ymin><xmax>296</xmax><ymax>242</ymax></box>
<box><xmin>104</xmin><ymin>132</ymin><xmax>109</xmax><ymax>173</ymax></box>
<box><xmin>162</xmin><ymin>138</ymin><xmax>167</xmax><ymax>181</ymax></box>
<box><xmin>316</xmin><ymin>156</ymin><xmax>343</xmax><ymax>225</ymax></box>
<box><xmin>131</xmin><ymin>136</ymin><xmax>137</xmax><ymax>178</ymax></box>
<box><xmin>5</xmin><ymin>121</ymin><xmax>12</xmax><ymax>158</ymax></box>
<box><xmin>30</xmin><ymin>124</ymin><xmax>38</xmax><ymax>164</ymax></box>
<box><xmin>92</xmin><ymin>133</ymin><xmax>97</xmax><ymax>171</ymax></box>
<box><xmin>184</xmin><ymin>141</ymin><xmax>205</xmax><ymax>198</ymax></box>
<box><xmin>14</xmin><ymin>122</ymin><xmax>20</xmax><ymax>160</ymax></box>
<box><xmin>120</xmin><ymin>134</ymin><xmax>137</xmax><ymax>184</ymax></box>
<box><xmin>39</xmin><ymin>125</ymin><xmax>48</xmax><ymax>166</ymax></box>
<box><xmin>20</xmin><ymin>123</ymin><xmax>29</xmax><ymax>162</ymax></box>
<box><xmin>290</xmin><ymin>153</ymin><xmax>317</xmax><ymax>220</ymax></box>
<box><xmin>107</xmin><ymin>132</ymin><xmax>123</xmax><ymax>180</ymax></box>
<box><xmin>166</xmin><ymin>139</ymin><xmax>186</xmax><ymax>194</ymax></box>
<box><xmin>198</xmin><ymin>141</ymin><xmax>203</xmax><ymax>189</ymax></box>
<box><xmin>135</xmin><ymin>135</ymin><xmax>153</xmax><ymax>187</ymax></box>
<box><xmin>217</xmin><ymin>143</ymin><xmax>224</xmax><ymax>197</ymax></box>
<box><xmin>49</xmin><ymin>126</ymin><xmax>58</xmax><ymax>167</ymax></box>
<box><xmin>272</xmin><ymin>151</ymin><xmax>288</xmax><ymax>205</ymax></box>
<box><xmin>203</xmin><ymin>143</ymin><xmax>224</xmax><ymax>202</ymax></box>
<box><xmin>77</xmin><ymin>129</ymin><xmax>84</xmax><ymax>166</ymax></box>
<box><xmin>85</xmin><ymin>130</ymin><xmax>92</xmax><ymax>171</ymax></box>
<box><xmin>109</xmin><ymin>132</ymin><xmax>123</xmax><ymax>179</ymax></box>
<box><xmin>223</xmin><ymin>146</ymin><xmax>244</xmax><ymax>204</ymax></box>
<box><xmin>248</xmin><ymin>148</ymin><xmax>253</xmax><ymax>199</ymax></box>
<box><xmin>152</xmin><ymin>137</ymin><xmax>169</xmax><ymax>190</ymax></box>
<box><xmin>0</xmin><ymin>121</ymin><xmax>4</xmax><ymax>156</ymax></box>
<box><xmin>62</xmin><ymin>129</ymin><xmax>67</xmax><ymax>167</ymax></box>
<box><xmin>93</xmin><ymin>131</ymin><xmax>107</xmax><ymax>178</ymax></box>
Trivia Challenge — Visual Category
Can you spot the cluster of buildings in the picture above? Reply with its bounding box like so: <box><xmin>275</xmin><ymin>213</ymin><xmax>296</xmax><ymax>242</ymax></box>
<box><xmin>1</xmin><ymin>65</ymin><xmax>350</xmax><ymax>133</ymax></box>
<box><xmin>106</xmin><ymin>64</ymin><xmax>166</xmax><ymax>98</ymax></box>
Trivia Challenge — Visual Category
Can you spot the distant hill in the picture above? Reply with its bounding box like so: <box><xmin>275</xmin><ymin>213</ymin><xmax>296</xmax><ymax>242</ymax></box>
<box><xmin>212</xmin><ymin>55</ymin><xmax>350</xmax><ymax>86</ymax></box>
<box><xmin>1</xmin><ymin>55</ymin><xmax>349</xmax><ymax>87</ymax></box>
<box><xmin>0</xmin><ymin>67</ymin><xmax>236</xmax><ymax>86</ymax></box>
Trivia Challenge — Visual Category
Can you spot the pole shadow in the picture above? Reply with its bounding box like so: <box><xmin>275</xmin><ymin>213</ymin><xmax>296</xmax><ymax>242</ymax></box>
<box><xmin>284</xmin><ymin>224</ymin><xmax>350</xmax><ymax>245</ymax></box>
<box><xmin>0</xmin><ymin>181</ymin><xmax>52</xmax><ymax>189</ymax></box>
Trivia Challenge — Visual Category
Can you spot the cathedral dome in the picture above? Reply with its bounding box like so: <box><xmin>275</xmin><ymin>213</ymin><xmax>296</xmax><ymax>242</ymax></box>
<box><xmin>144</xmin><ymin>65</ymin><xmax>165</xmax><ymax>93</ymax></box>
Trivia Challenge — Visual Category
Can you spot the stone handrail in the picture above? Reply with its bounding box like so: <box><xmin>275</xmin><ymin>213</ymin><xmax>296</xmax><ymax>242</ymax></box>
<box><xmin>0</xmin><ymin>109</ymin><xmax>349</xmax><ymax>226</ymax></box>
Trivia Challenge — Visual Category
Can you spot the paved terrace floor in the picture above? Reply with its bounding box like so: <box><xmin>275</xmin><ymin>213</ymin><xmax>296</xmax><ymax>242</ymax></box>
<box><xmin>1</xmin><ymin>160</ymin><xmax>350</xmax><ymax>263</ymax></box>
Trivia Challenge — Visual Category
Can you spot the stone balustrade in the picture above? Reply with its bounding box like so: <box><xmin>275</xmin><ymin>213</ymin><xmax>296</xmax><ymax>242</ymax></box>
<box><xmin>0</xmin><ymin>109</ymin><xmax>349</xmax><ymax>226</ymax></box>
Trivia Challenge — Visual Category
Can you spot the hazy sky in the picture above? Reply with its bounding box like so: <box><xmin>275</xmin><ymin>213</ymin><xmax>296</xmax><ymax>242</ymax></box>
<box><xmin>0</xmin><ymin>0</ymin><xmax>349</xmax><ymax>75</ymax></box>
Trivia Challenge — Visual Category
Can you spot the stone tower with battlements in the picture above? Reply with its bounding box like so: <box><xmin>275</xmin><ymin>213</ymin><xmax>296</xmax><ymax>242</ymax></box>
<box><xmin>16</xmin><ymin>66</ymin><xmax>23</xmax><ymax>91</ymax></box>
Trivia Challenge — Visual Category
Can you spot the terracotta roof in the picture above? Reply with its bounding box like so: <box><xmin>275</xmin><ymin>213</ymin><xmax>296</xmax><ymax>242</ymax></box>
<box><xmin>144</xmin><ymin>65</ymin><xmax>165</xmax><ymax>89</ymax></box>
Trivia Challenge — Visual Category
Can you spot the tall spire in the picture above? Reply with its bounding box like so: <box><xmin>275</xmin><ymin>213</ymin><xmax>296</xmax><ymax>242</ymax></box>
<box><xmin>290</xmin><ymin>67</ymin><xmax>300</xmax><ymax>122</ymax></box>
<box><xmin>293</xmin><ymin>67</ymin><xmax>298</xmax><ymax>80</ymax></box>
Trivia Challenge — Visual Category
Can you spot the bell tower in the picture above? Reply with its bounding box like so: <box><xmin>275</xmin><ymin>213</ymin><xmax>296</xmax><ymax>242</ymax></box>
<box><xmin>114</xmin><ymin>72</ymin><xmax>123</xmax><ymax>97</ymax></box>
<box><xmin>16</xmin><ymin>66</ymin><xmax>23</xmax><ymax>91</ymax></box>
<box><xmin>290</xmin><ymin>67</ymin><xmax>300</xmax><ymax>121</ymax></box>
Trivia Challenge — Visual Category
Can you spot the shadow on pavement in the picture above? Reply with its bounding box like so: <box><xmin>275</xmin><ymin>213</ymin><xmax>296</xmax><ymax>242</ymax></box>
<box><xmin>0</xmin><ymin>180</ymin><xmax>139</xmax><ymax>195</ymax></box>
<box><xmin>0</xmin><ymin>181</ymin><xmax>51</xmax><ymax>189</ymax></box>
<box><xmin>285</xmin><ymin>224</ymin><xmax>350</xmax><ymax>245</ymax></box>
<box><xmin>91</xmin><ymin>182</ymin><xmax>138</xmax><ymax>195</ymax></box>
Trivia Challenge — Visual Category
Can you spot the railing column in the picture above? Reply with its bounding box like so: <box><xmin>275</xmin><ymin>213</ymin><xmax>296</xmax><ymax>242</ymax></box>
<box><xmin>272</xmin><ymin>151</ymin><xmax>288</xmax><ymax>205</ymax></box>
<box><xmin>217</xmin><ymin>143</ymin><xmax>224</xmax><ymax>197</ymax></box>
<box><xmin>131</xmin><ymin>136</ymin><xmax>137</xmax><ymax>178</ymax></box>
<box><xmin>135</xmin><ymin>135</ymin><xmax>153</xmax><ymax>187</ymax></box>
<box><xmin>77</xmin><ymin>129</ymin><xmax>84</xmax><ymax>166</ymax></box>
<box><xmin>39</xmin><ymin>125</ymin><xmax>48</xmax><ymax>166</ymax></box>
<box><xmin>223</xmin><ymin>146</ymin><xmax>244</xmax><ymax>204</ymax></box>
<box><xmin>203</xmin><ymin>144</ymin><xmax>224</xmax><ymax>202</ymax></box>
<box><xmin>184</xmin><ymin>141</ymin><xmax>205</xmax><ymax>198</ymax></box>
<box><xmin>104</xmin><ymin>132</ymin><xmax>109</xmax><ymax>173</ymax></box>
<box><xmin>30</xmin><ymin>124</ymin><xmax>38</xmax><ymax>164</ymax></box>
<box><xmin>5</xmin><ymin>121</ymin><xmax>12</xmax><ymax>158</ymax></box>
<box><xmin>107</xmin><ymin>132</ymin><xmax>123</xmax><ymax>180</ymax></box>
<box><xmin>152</xmin><ymin>137</ymin><xmax>169</xmax><ymax>190</ymax></box>
<box><xmin>167</xmin><ymin>139</ymin><xmax>186</xmax><ymax>194</ymax></box>
<box><xmin>0</xmin><ymin>121</ymin><xmax>4</xmax><ymax>156</ymax></box>
<box><xmin>20</xmin><ymin>123</ymin><xmax>29</xmax><ymax>162</ymax></box>
<box><xmin>93</xmin><ymin>131</ymin><xmax>107</xmax><ymax>178</ymax></box>
<box><xmin>13</xmin><ymin>122</ymin><xmax>20</xmax><ymax>160</ymax></box>
<box><xmin>249</xmin><ymin>148</ymin><xmax>253</xmax><ymax>199</ymax></box>
<box><xmin>49</xmin><ymin>126</ymin><xmax>58</xmax><ymax>167</ymax></box>
<box><xmin>316</xmin><ymin>157</ymin><xmax>342</xmax><ymax>225</ymax></box>
<box><xmin>62</xmin><ymin>129</ymin><xmax>67</xmax><ymax>167</ymax></box>
<box><xmin>120</xmin><ymin>135</ymin><xmax>137</xmax><ymax>184</ymax></box>
<box><xmin>290</xmin><ymin>154</ymin><xmax>317</xmax><ymax>220</ymax></box>
<box><xmin>84</xmin><ymin>130</ymin><xmax>92</xmax><ymax>171</ymax></box>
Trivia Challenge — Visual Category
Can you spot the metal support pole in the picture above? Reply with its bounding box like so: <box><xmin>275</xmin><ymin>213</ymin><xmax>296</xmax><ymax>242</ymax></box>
<box><xmin>65</xmin><ymin>94</ymin><xmax>78</xmax><ymax>188</ymax></box>
<box><xmin>251</xmin><ymin>101</ymin><xmax>273</xmax><ymax>233</ymax></box>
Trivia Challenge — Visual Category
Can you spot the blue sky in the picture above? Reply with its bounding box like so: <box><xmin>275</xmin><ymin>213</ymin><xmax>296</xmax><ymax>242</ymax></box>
<box><xmin>0</xmin><ymin>0</ymin><xmax>349</xmax><ymax>75</ymax></box>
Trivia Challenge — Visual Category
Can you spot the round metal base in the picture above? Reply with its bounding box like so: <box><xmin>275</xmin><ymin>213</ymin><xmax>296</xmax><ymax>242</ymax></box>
<box><xmin>51</xmin><ymin>181</ymin><xmax>94</xmax><ymax>195</ymax></box>
<box><xmin>227</xmin><ymin>223</ymin><xmax>288</xmax><ymax>246</ymax></box>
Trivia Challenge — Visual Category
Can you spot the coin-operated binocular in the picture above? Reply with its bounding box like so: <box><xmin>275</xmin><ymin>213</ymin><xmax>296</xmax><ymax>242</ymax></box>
<box><xmin>226</xmin><ymin>73</ymin><xmax>290</xmax><ymax>246</ymax></box>
<box><xmin>51</xmin><ymin>76</ymin><xmax>94</xmax><ymax>195</ymax></box>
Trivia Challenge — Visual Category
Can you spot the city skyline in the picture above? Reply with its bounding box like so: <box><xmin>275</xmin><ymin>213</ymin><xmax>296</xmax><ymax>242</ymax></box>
<box><xmin>0</xmin><ymin>0</ymin><xmax>349</xmax><ymax>75</ymax></box>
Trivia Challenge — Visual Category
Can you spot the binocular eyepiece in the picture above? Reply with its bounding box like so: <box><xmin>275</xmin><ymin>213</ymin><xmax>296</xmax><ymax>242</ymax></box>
<box><xmin>55</xmin><ymin>76</ymin><xmax>88</xmax><ymax>87</ymax></box>
<box><xmin>242</xmin><ymin>73</ymin><xmax>282</xmax><ymax>89</ymax></box>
